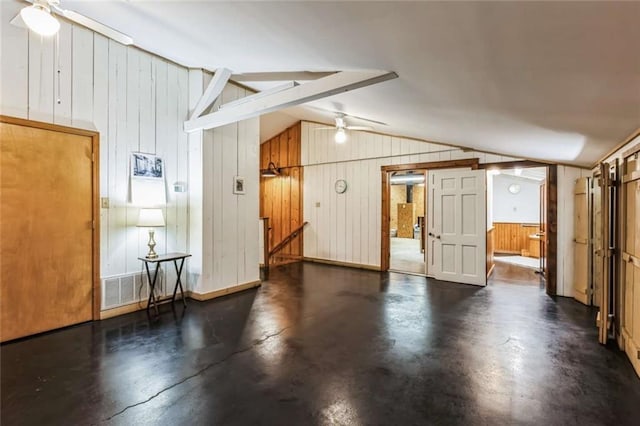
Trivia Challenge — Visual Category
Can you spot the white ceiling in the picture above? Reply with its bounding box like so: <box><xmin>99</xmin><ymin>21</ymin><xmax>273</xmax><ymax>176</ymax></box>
<box><xmin>40</xmin><ymin>1</ymin><xmax>640</xmax><ymax>166</ymax></box>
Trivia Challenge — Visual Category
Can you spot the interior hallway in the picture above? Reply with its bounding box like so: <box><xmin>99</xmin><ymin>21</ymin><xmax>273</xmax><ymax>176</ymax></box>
<box><xmin>2</xmin><ymin>262</ymin><xmax>639</xmax><ymax>425</ymax></box>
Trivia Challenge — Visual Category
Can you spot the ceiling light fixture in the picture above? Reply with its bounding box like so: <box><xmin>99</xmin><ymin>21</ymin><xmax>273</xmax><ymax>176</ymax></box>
<box><xmin>20</xmin><ymin>1</ymin><xmax>60</xmax><ymax>37</ymax></box>
<box><xmin>335</xmin><ymin>128</ymin><xmax>347</xmax><ymax>144</ymax></box>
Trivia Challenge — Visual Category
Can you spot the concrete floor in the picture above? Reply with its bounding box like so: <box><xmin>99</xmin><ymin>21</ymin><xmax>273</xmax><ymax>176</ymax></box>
<box><xmin>390</xmin><ymin>237</ymin><xmax>425</xmax><ymax>274</ymax></box>
<box><xmin>2</xmin><ymin>262</ymin><xmax>640</xmax><ymax>425</ymax></box>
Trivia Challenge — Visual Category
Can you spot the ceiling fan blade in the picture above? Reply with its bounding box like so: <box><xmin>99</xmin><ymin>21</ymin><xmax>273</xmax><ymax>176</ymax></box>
<box><xmin>51</xmin><ymin>5</ymin><xmax>133</xmax><ymax>45</ymax></box>
<box><xmin>346</xmin><ymin>126</ymin><xmax>373</xmax><ymax>131</ymax></box>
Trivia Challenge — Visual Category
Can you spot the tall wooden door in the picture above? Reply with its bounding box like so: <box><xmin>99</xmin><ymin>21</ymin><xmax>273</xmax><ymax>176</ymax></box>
<box><xmin>592</xmin><ymin>175</ymin><xmax>604</xmax><ymax>308</ymax></box>
<box><xmin>0</xmin><ymin>118</ymin><xmax>98</xmax><ymax>342</ymax></box>
<box><xmin>429</xmin><ymin>169</ymin><xmax>486</xmax><ymax>286</ymax></box>
<box><xmin>621</xmin><ymin>154</ymin><xmax>640</xmax><ymax>376</ymax></box>
<box><xmin>573</xmin><ymin>177</ymin><xmax>590</xmax><ymax>304</ymax></box>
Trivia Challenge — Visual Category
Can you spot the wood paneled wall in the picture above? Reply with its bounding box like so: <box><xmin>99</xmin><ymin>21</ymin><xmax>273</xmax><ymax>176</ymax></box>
<box><xmin>493</xmin><ymin>222</ymin><xmax>540</xmax><ymax>254</ymax></box>
<box><xmin>260</xmin><ymin>123</ymin><xmax>304</xmax><ymax>262</ymax></box>
<box><xmin>487</xmin><ymin>227</ymin><xmax>495</xmax><ymax>277</ymax></box>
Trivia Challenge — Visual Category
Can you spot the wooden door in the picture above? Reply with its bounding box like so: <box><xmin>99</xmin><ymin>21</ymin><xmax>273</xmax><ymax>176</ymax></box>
<box><xmin>430</xmin><ymin>169</ymin><xmax>486</xmax><ymax>286</ymax></box>
<box><xmin>621</xmin><ymin>155</ymin><xmax>640</xmax><ymax>376</ymax></box>
<box><xmin>0</xmin><ymin>118</ymin><xmax>98</xmax><ymax>342</ymax></box>
<box><xmin>599</xmin><ymin>163</ymin><xmax>615</xmax><ymax>345</ymax></box>
<box><xmin>573</xmin><ymin>177</ymin><xmax>590</xmax><ymax>304</ymax></box>
<box><xmin>592</xmin><ymin>175</ymin><xmax>604</xmax><ymax>308</ymax></box>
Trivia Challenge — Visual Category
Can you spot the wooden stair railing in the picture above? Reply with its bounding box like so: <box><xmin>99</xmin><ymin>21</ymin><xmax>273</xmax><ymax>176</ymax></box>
<box><xmin>269</xmin><ymin>222</ymin><xmax>309</xmax><ymax>260</ymax></box>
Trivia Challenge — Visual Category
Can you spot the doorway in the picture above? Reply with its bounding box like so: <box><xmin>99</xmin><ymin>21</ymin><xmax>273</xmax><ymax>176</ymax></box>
<box><xmin>388</xmin><ymin>170</ymin><xmax>427</xmax><ymax>275</ymax></box>
<box><xmin>486</xmin><ymin>166</ymin><xmax>547</xmax><ymax>287</ymax></box>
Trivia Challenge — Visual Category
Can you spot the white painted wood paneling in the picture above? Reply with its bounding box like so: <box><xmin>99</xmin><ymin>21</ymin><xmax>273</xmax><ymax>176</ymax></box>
<box><xmin>0</xmin><ymin>14</ymin><xmax>193</xmax><ymax>307</ymax></box>
<box><xmin>302</xmin><ymin>121</ymin><xmax>525</xmax><ymax>269</ymax></box>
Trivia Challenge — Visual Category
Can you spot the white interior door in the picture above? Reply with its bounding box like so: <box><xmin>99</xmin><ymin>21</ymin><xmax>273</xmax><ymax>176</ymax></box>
<box><xmin>429</xmin><ymin>169</ymin><xmax>487</xmax><ymax>286</ymax></box>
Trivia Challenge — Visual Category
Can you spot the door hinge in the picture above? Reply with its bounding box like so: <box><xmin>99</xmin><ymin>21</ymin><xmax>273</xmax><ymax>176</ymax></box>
<box><xmin>92</xmin><ymin>152</ymin><xmax>96</xmax><ymax>162</ymax></box>
<box><xmin>92</xmin><ymin>220</ymin><xmax>96</xmax><ymax>230</ymax></box>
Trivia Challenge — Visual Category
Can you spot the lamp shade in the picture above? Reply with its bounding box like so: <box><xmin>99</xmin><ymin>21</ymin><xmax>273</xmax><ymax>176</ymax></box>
<box><xmin>20</xmin><ymin>4</ymin><xmax>60</xmax><ymax>37</ymax></box>
<box><xmin>136</xmin><ymin>208</ymin><xmax>165</xmax><ymax>227</ymax></box>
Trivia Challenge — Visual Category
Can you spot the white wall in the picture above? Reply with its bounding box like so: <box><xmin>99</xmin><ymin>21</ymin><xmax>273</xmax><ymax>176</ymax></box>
<box><xmin>301</xmin><ymin>121</ymin><xmax>588</xmax><ymax>297</ymax></box>
<box><xmin>301</xmin><ymin>121</ymin><xmax>520</xmax><ymax>268</ymax></box>
<box><xmin>187</xmin><ymin>72</ymin><xmax>260</xmax><ymax>295</ymax></box>
<box><xmin>1</xmin><ymin>0</ymin><xmax>259</xmax><ymax>308</ymax></box>
<box><xmin>492</xmin><ymin>174</ymin><xmax>541</xmax><ymax>223</ymax></box>
<box><xmin>0</xmin><ymin>1</ymin><xmax>189</xmax><ymax>284</ymax></box>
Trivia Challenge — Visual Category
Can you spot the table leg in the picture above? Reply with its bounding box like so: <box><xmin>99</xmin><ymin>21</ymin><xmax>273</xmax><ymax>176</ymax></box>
<box><xmin>172</xmin><ymin>258</ymin><xmax>187</xmax><ymax>307</ymax></box>
<box><xmin>145</xmin><ymin>261</ymin><xmax>160</xmax><ymax>316</ymax></box>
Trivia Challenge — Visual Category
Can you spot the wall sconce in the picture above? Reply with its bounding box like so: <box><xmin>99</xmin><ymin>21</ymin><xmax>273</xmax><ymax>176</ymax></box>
<box><xmin>136</xmin><ymin>208</ymin><xmax>165</xmax><ymax>259</ymax></box>
<box><xmin>261</xmin><ymin>162</ymin><xmax>281</xmax><ymax>178</ymax></box>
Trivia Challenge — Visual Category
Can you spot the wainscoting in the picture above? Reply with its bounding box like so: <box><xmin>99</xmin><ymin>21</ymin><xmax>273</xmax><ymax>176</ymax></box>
<box><xmin>493</xmin><ymin>222</ymin><xmax>540</xmax><ymax>255</ymax></box>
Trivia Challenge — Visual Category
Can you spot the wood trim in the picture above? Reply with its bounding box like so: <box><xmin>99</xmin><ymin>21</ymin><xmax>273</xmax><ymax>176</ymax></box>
<box><xmin>381</xmin><ymin>171</ymin><xmax>390</xmax><ymax>271</ymax></box>
<box><xmin>381</xmin><ymin>158</ymin><xmax>479</xmax><ymax>172</ymax></box>
<box><xmin>99</xmin><ymin>281</ymin><xmax>262</xmax><ymax>319</ymax></box>
<box><xmin>381</xmin><ymin>159</ymin><xmax>477</xmax><ymax>272</ymax></box>
<box><xmin>0</xmin><ymin>115</ymin><xmax>98</xmax><ymax>137</ymax></box>
<box><xmin>188</xmin><ymin>280</ymin><xmax>262</xmax><ymax>301</ymax></box>
<box><xmin>478</xmin><ymin>160</ymin><xmax>553</xmax><ymax>170</ymax></box>
<box><xmin>546</xmin><ymin>165</ymin><xmax>558</xmax><ymax>296</ymax></box>
<box><xmin>303</xmin><ymin>257</ymin><xmax>381</xmax><ymax>271</ymax></box>
<box><xmin>622</xmin><ymin>170</ymin><xmax>640</xmax><ymax>183</ymax></box>
<box><xmin>1</xmin><ymin>116</ymin><xmax>101</xmax><ymax>321</ymax></box>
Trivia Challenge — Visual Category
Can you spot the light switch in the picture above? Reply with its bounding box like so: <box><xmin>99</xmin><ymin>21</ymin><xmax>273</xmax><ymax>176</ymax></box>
<box><xmin>315</xmin><ymin>202</ymin><xmax>321</xmax><ymax>208</ymax></box>
<box><xmin>101</xmin><ymin>197</ymin><xmax>109</xmax><ymax>208</ymax></box>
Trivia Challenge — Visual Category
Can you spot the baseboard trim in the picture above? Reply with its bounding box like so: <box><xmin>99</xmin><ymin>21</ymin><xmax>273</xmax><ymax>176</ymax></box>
<box><xmin>99</xmin><ymin>280</ymin><xmax>262</xmax><ymax>319</ymax></box>
<box><xmin>188</xmin><ymin>280</ymin><xmax>262</xmax><ymax>301</ymax></box>
<box><xmin>303</xmin><ymin>257</ymin><xmax>381</xmax><ymax>271</ymax></box>
<box><xmin>100</xmin><ymin>301</ymin><xmax>149</xmax><ymax>319</ymax></box>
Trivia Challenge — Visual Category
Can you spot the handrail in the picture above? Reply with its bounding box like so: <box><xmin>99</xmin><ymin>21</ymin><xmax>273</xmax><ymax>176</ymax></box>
<box><xmin>269</xmin><ymin>222</ymin><xmax>308</xmax><ymax>258</ymax></box>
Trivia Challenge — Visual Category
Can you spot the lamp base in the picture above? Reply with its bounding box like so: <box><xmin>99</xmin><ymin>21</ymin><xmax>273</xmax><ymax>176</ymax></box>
<box><xmin>146</xmin><ymin>229</ymin><xmax>158</xmax><ymax>259</ymax></box>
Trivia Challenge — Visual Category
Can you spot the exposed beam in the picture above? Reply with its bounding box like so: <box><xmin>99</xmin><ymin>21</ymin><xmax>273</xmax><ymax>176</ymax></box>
<box><xmin>218</xmin><ymin>82</ymin><xmax>298</xmax><ymax>110</ymax></box>
<box><xmin>189</xmin><ymin>67</ymin><xmax>232</xmax><ymax>120</ymax></box>
<box><xmin>231</xmin><ymin>71</ymin><xmax>335</xmax><ymax>82</ymax></box>
<box><xmin>184</xmin><ymin>70</ymin><xmax>398</xmax><ymax>133</ymax></box>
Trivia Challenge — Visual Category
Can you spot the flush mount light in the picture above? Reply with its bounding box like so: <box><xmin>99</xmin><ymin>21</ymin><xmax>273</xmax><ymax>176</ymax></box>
<box><xmin>20</xmin><ymin>1</ymin><xmax>60</xmax><ymax>37</ymax></box>
<box><xmin>335</xmin><ymin>128</ymin><xmax>347</xmax><ymax>144</ymax></box>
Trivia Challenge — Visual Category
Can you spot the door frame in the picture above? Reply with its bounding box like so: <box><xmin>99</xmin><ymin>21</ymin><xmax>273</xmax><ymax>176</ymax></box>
<box><xmin>1</xmin><ymin>115</ymin><xmax>101</xmax><ymax>319</ymax></box>
<box><xmin>381</xmin><ymin>158</ymin><xmax>480</xmax><ymax>272</ymax></box>
<box><xmin>478</xmin><ymin>160</ymin><xmax>558</xmax><ymax>296</ymax></box>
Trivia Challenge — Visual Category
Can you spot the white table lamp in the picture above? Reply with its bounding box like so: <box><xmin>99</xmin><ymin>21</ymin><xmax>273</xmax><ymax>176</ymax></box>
<box><xmin>137</xmin><ymin>208</ymin><xmax>165</xmax><ymax>259</ymax></box>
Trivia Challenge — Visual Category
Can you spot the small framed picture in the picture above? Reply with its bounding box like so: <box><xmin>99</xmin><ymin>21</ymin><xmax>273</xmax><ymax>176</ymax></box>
<box><xmin>131</xmin><ymin>152</ymin><xmax>163</xmax><ymax>180</ymax></box>
<box><xmin>233</xmin><ymin>176</ymin><xmax>245</xmax><ymax>195</ymax></box>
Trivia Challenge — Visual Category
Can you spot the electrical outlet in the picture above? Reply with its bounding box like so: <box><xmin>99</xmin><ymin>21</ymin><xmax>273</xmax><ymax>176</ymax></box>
<box><xmin>101</xmin><ymin>197</ymin><xmax>109</xmax><ymax>208</ymax></box>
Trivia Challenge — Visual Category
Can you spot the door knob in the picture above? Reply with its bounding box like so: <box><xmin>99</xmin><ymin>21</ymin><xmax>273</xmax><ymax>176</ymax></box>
<box><xmin>436</xmin><ymin>235</ymin><xmax>441</xmax><ymax>239</ymax></box>
<box><xmin>428</xmin><ymin>232</ymin><xmax>435</xmax><ymax>237</ymax></box>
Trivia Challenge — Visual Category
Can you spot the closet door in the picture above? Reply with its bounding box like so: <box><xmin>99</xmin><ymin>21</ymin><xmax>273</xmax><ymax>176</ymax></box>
<box><xmin>622</xmin><ymin>154</ymin><xmax>640</xmax><ymax>376</ymax></box>
<box><xmin>1</xmin><ymin>119</ymin><xmax>98</xmax><ymax>342</ymax></box>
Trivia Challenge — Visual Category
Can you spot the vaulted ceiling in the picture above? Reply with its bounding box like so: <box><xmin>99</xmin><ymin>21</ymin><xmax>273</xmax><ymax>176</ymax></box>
<box><xmin>42</xmin><ymin>1</ymin><xmax>640</xmax><ymax>166</ymax></box>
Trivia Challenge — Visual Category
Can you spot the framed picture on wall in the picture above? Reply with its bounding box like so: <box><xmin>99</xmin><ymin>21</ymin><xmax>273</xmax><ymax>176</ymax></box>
<box><xmin>233</xmin><ymin>176</ymin><xmax>245</xmax><ymax>195</ymax></box>
<box><xmin>131</xmin><ymin>152</ymin><xmax>164</xmax><ymax>180</ymax></box>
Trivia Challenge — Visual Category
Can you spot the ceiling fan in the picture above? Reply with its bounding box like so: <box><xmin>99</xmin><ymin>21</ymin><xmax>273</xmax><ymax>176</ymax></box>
<box><xmin>314</xmin><ymin>112</ymin><xmax>386</xmax><ymax>144</ymax></box>
<box><xmin>11</xmin><ymin>0</ymin><xmax>133</xmax><ymax>45</ymax></box>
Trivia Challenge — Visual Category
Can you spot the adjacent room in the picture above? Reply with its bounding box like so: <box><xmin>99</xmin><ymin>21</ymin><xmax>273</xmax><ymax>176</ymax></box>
<box><xmin>1</xmin><ymin>0</ymin><xmax>640</xmax><ymax>424</ymax></box>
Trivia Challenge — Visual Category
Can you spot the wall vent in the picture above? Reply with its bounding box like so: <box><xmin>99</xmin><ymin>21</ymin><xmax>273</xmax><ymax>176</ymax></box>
<box><xmin>101</xmin><ymin>269</ymin><xmax>167</xmax><ymax>310</ymax></box>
